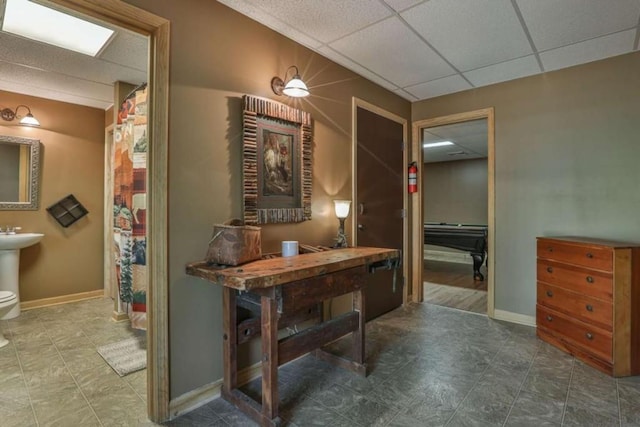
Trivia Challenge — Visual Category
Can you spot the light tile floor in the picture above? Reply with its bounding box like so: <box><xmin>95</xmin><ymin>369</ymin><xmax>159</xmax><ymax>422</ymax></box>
<box><xmin>0</xmin><ymin>297</ymin><xmax>150</xmax><ymax>426</ymax></box>
<box><xmin>3</xmin><ymin>298</ymin><xmax>640</xmax><ymax>426</ymax></box>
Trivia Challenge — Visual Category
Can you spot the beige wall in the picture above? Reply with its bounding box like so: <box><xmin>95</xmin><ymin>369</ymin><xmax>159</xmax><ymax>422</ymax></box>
<box><xmin>0</xmin><ymin>90</ymin><xmax>105</xmax><ymax>301</ymax></box>
<box><xmin>423</xmin><ymin>158</ymin><xmax>488</xmax><ymax>225</ymax></box>
<box><xmin>413</xmin><ymin>51</ymin><xmax>640</xmax><ymax>317</ymax></box>
<box><xmin>123</xmin><ymin>0</ymin><xmax>411</xmax><ymax>397</ymax></box>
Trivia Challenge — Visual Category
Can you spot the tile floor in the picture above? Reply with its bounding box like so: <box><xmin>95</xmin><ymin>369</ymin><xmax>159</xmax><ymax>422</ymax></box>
<box><xmin>170</xmin><ymin>303</ymin><xmax>640</xmax><ymax>427</ymax></box>
<box><xmin>0</xmin><ymin>297</ymin><xmax>150</xmax><ymax>426</ymax></box>
<box><xmin>3</xmin><ymin>298</ymin><xmax>639</xmax><ymax>426</ymax></box>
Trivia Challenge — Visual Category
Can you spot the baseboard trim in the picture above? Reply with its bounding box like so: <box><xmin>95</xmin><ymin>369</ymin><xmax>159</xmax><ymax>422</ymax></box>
<box><xmin>169</xmin><ymin>361</ymin><xmax>263</xmax><ymax>419</ymax></box>
<box><xmin>424</xmin><ymin>249</ymin><xmax>472</xmax><ymax>265</ymax></box>
<box><xmin>493</xmin><ymin>309</ymin><xmax>536</xmax><ymax>327</ymax></box>
<box><xmin>111</xmin><ymin>311</ymin><xmax>129</xmax><ymax>322</ymax></box>
<box><xmin>21</xmin><ymin>290</ymin><xmax>104</xmax><ymax>310</ymax></box>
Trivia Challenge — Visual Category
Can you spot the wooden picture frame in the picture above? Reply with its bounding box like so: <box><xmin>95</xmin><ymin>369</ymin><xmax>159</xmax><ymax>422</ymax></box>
<box><xmin>242</xmin><ymin>95</ymin><xmax>312</xmax><ymax>225</ymax></box>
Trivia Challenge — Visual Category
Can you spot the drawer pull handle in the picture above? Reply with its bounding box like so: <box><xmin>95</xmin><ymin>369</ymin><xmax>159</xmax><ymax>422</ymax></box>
<box><xmin>547</xmin><ymin>247</ymin><xmax>553</xmax><ymax>252</ymax></box>
<box><xmin>546</xmin><ymin>266</ymin><xmax>553</xmax><ymax>273</ymax></box>
<box><xmin>586</xmin><ymin>304</ymin><xmax>593</xmax><ymax>312</ymax></box>
<box><xmin>586</xmin><ymin>276</ymin><xmax>594</xmax><ymax>283</ymax></box>
<box><xmin>546</xmin><ymin>315</ymin><xmax>553</xmax><ymax>322</ymax></box>
<box><xmin>586</xmin><ymin>252</ymin><xmax>593</xmax><ymax>258</ymax></box>
<box><xmin>546</xmin><ymin>290</ymin><xmax>553</xmax><ymax>297</ymax></box>
<box><xmin>585</xmin><ymin>332</ymin><xmax>594</xmax><ymax>340</ymax></box>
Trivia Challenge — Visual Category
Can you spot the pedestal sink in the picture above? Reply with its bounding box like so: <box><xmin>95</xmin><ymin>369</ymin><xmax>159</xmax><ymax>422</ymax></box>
<box><xmin>0</xmin><ymin>233</ymin><xmax>44</xmax><ymax>319</ymax></box>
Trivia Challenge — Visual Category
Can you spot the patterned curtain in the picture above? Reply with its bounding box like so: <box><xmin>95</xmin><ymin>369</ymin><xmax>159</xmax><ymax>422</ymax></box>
<box><xmin>113</xmin><ymin>85</ymin><xmax>148</xmax><ymax>330</ymax></box>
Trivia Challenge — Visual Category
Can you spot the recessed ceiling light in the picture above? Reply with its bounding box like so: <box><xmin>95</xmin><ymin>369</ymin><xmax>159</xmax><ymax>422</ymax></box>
<box><xmin>423</xmin><ymin>141</ymin><xmax>454</xmax><ymax>148</ymax></box>
<box><xmin>2</xmin><ymin>0</ymin><xmax>114</xmax><ymax>57</ymax></box>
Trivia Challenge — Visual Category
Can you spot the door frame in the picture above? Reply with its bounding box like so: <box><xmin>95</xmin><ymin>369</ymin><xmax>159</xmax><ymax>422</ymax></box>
<box><xmin>411</xmin><ymin>108</ymin><xmax>495</xmax><ymax>317</ymax></box>
<box><xmin>49</xmin><ymin>0</ymin><xmax>170</xmax><ymax>421</ymax></box>
<box><xmin>352</xmin><ymin>98</ymin><xmax>409</xmax><ymax>305</ymax></box>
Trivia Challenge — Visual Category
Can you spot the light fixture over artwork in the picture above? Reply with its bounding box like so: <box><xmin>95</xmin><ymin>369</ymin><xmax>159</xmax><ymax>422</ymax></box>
<box><xmin>271</xmin><ymin>65</ymin><xmax>310</xmax><ymax>98</ymax></box>
<box><xmin>333</xmin><ymin>199</ymin><xmax>351</xmax><ymax>248</ymax></box>
<box><xmin>0</xmin><ymin>105</ymin><xmax>40</xmax><ymax>127</ymax></box>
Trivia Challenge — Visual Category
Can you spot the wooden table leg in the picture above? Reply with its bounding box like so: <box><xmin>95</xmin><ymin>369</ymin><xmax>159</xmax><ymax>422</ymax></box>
<box><xmin>261</xmin><ymin>295</ymin><xmax>279</xmax><ymax>421</ymax></box>
<box><xmin>222</xmin><ymin>288</ymin><xmax>237</xmax><ymax>394</ymax></box>
<box><xmin>352</xmin><ymin>288</ymin><xmax>366</xmax><ymax>366</ymax></box>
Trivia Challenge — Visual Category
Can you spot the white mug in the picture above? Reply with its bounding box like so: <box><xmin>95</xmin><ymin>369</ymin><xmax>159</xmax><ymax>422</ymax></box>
<box><xmin>282</xmin><ymin>241</ymin><xmax>299</xmax><ymax>257</ymax></box>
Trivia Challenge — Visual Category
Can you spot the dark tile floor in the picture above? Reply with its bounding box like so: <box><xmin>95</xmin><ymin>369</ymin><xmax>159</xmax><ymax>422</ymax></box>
<box><xmin>169</xmin><ymin>303</ymin><xmax>640</xmax><ymax>427</ymax></box>
<box><xmin>5</xmin><ymin>298</ymin><xmax>637</xmax><ymax>426</ymax></box>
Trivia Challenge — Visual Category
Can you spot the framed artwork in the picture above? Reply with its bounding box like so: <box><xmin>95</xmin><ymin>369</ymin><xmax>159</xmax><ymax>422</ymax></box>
<box><xmin>242</xmin><ymin>95</ymin><xmax>312</xmax><ymax>225</ymax></box>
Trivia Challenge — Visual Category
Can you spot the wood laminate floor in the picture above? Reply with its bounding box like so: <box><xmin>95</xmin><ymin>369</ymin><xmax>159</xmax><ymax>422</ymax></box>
<box><xmin>424</xmin><ymin>259</ymin><xmax>487</xmax><ymax>314</ymax></box>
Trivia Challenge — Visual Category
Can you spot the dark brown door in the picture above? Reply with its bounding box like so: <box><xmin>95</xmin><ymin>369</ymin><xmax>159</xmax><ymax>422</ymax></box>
<box><xmin>356</xmin><ymin>107</ymin><xmax>404</xmax><ymax>321</ymax></box>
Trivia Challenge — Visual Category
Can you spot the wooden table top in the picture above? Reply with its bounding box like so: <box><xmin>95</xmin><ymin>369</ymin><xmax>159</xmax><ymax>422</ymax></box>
<box><xmin>186</xmin><ymin>246</ymin><xmax>400</xmax><ymax>291</ymax></box>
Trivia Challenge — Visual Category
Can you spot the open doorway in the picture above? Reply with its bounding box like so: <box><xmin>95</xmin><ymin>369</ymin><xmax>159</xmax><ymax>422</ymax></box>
<box><xmin>41</xmin><ymin>0</ymin><xmax>169</xmax><ymax>421</ymax></box>
<box><xmin>422</xmin><ymin>119</ymin><xmax>488</xmax><ymax>314</ymax></box>
<box><xmin>411</xmin><ymin>108</ymin><xmax>495</xmax><ymax>317</ymax></box>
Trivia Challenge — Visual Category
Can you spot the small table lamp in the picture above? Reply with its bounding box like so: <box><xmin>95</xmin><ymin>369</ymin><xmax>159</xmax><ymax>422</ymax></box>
<box><xmin>333</xmin><ymin>199</ymin><xmax>351</xmax><ymax>248</ymax></box>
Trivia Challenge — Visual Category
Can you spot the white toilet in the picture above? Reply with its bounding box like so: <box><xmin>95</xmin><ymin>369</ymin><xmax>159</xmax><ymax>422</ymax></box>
<box><xmin>0</xmin><ymin>291</ymin><xmax>18</xmax><ymax>348</ymax></box>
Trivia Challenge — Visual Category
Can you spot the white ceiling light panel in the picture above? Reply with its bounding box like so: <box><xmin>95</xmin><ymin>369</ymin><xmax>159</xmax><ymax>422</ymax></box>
<box><xmin>2</xmin><ymin>0</ymin><xmax>114</xmax><ymax>57</ymax></box>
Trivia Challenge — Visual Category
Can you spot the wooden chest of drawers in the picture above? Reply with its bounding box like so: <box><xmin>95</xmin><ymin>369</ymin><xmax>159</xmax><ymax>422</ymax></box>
<box><xmin>536</xmin><ymin>237</ymin><xmax>640</xmax><ymax>377</ymax></box>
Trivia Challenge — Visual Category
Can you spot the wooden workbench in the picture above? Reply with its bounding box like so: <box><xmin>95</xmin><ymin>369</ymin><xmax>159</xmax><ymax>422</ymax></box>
<box><xmin>186</xmin><ymin>247</ymin><xmax>400</xmax><ymax>426</ymax></box>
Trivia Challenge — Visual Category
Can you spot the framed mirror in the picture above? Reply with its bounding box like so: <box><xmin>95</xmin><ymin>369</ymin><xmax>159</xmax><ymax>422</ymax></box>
<box><xmin>0</xmin><ymin>135</ymin><xmax>41</xmax><ymax>210</ymax></box>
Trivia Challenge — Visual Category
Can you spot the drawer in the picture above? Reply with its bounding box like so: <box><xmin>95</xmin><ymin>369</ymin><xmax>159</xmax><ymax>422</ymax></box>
<box><xmin>537</xmin><ymin>239</ymin><xmax>612</xmax><ymax>271</ymax></box>
<box><xmin>537</xmin><ymin>282</ymin><xmax>612</xmax><ymax>331</ymax></box>
<box><xmin>537</xmin><ymin>304</ymin><xmax>612</xmax><ymax>363</ymax></box>
<box><xmin>537</xmin><ymin>260</ymin><xmax>613</xmax><ymax>302</ymax></box>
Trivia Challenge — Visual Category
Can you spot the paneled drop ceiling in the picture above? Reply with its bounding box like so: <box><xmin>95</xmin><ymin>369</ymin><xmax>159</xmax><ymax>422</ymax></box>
<box><xmin>1</xmin><ymin>1</ymin><xmax>638</xmax><ymax>109</ymax></box>
<box><xmin>219</xmin><ymin>0</ymin><xmax>640</xmax><ymax>101</ymax></box>
<box><xmin>423</xmin><ymin>119</ymin><xmax>487</xmax><ymax>163</ymax></box>
<box><xmin>0</xmin><ymin>0</ymin><xmax>148</xmax><ymax>110</ymax></box>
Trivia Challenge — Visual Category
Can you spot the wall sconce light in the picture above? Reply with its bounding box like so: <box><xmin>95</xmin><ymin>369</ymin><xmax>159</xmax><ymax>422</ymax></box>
<box><xmin>0</xmin><ymin>105</ymin><xmax>40</xmax><ymax>126</ymax></box>
<box><xmin>271</xmin><ymin>65</ymin><xmax>309</xmax><ymax>98</ymax></box>
<box><xmin>333</xmin><ymin>199</ymin><xmax>351</xmax><ymax>248</ymax></box>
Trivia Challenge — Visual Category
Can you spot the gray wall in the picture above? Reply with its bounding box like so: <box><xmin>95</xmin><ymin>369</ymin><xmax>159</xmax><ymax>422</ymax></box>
<box><xmin>123</xmin><ymin>0</ymin><xmax>411</xmax><ymax>398</ymax></box>
<box><xmin>423</xmin><ymin>158</ymin><xmax>488</xmax><ymax>225</ymax></box>
<box><xmin>413</xmin><ymin>51</ymin><xmax>640</xmax><ymax>317</ymax></box>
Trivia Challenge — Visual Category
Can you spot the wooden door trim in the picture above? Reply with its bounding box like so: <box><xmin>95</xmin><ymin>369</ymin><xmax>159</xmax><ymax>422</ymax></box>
<box><xmin>352</xmin><ymin>98</ymin><xmax>409</xmax><ymax>305</ymax></box>
<box><xmin>49</xmin><ymin>0</ymin><xmax>171</xmax><ymax>422</ymax></box>
<box><xmin>104</xmin><ymin>125</ymin><xmax>114</xmax><ymax>300</ymax></box>
<box><xmin>411</xmin><ymin>108</ymin><xmax>495</xmax><ymax>318</ymax></box>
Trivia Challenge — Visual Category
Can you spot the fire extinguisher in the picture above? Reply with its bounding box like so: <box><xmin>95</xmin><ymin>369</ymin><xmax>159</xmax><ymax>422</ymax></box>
<box><xmin>408</xmin><ymin>162</ymin><xmax>418</xmax><ymax>193</ymax></box>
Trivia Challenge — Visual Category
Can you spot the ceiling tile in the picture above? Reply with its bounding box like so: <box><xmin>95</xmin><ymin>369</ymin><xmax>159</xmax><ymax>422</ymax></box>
<box><xmin>404</xmin><ymin>74</ymin><xmax>471</xmax><ymax>99</ymax></box>
<box><xmin>330</xmin><ymin>17</ymin><xmax>456</xmax><ymax>87</ymax></box>
<box><xmin>402</xmin><ymin>0</ymin><xmax>532</xmax><ymax>71</ymax></box>
<box><xmin>99</xmin><ymin>31</ymin><xmax>148</xmax><ymax>72</ymax></box>
<box><xmin>422</xmin><ymin>119</ymin><xmax>487</xmax><ymax>163</ymax></box>
<box><xmin>383</xmin><ymin>0</ymin><xmax>425</xmax><ymax>12</ymax></box>
<box><xmin>464</xmin><ymin>55</ymin><xmax>541</xmax><ymax>87</ymax></box>
<box><xmin>516</xmin><ymin>0</ymin><xmax>640</xmax><ymax>51</ymax></box>
<box><xmin>0</xmin><ymin>61</ymin><xmax>113</xmax><ymax>108</ymax></box>
<box><xmin>0</xmin><ymin>32</ymin><xmax>147</xmax><ymax>86</ymax></box>
<box><xmin>394</xmin><ymin>88</ymin><xmax>419</xmax><ymax>101</ymax></box>
<box><xmin>0</xmin><ymin>79</ymin><xmax>110</xmax><ymax>109</ymax></box>
<box><xmin>540</xmin><ymin>30</ymin><xmax>637</xmax><ymax>72</ymax></box>
<box><xmin>228</xmin><ymin>0</ymin><xmax>393</xmax><ymax>44</ymax></box>
<box><xmin>317</xmin><ymin>47</ymin><xmax>399</xmax><ymax>91</ymax></box>
<box><xmin>217</xmin><ymin>0</ymin><xmax>323</xmax><ymax>48</ymax></box>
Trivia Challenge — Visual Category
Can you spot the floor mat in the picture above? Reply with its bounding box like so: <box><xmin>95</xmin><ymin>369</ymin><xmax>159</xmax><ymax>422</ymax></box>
<box><xmin>97</xmin><ymin>335</ymin><xmax>146</xmax><ymax>377</ymax></box>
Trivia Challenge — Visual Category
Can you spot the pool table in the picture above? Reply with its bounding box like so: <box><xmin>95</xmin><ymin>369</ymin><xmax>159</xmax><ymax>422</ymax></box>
<box><xmin>424</xmin><ymin>222</ymin><xmax>488</xmax><ymax>281</ymax></box>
